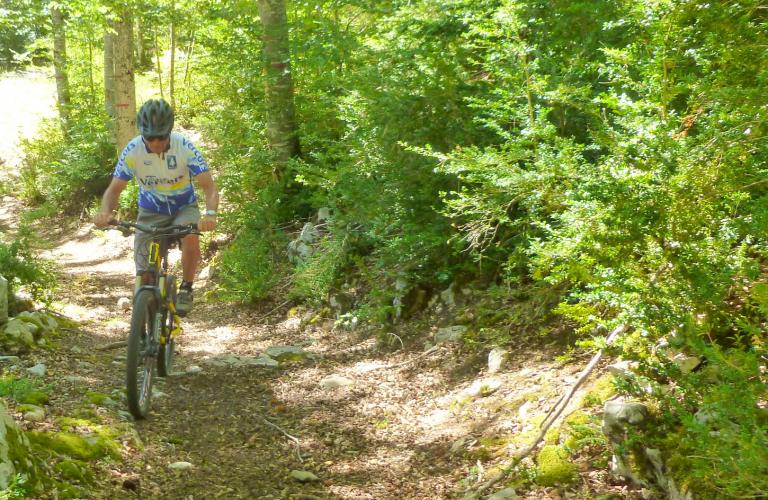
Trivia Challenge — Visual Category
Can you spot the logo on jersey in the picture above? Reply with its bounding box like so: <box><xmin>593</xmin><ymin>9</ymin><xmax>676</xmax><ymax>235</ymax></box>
<box><xmin>167</xmin><ymin>155</ymin><xmax>178</xmax><ymax>170</ymax></box>
<box><xmin>144</xmin><ymin>160</ymin><xmax>153</xmax><ymax>165</ymax></box>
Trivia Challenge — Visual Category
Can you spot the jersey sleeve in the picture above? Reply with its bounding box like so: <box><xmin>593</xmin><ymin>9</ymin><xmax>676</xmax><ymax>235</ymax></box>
<box><xmin>184</xmin><ymin>139</ymin><xmax>210</xmax><ymax>176</ymax></box>
<box><xmin>114</xmin><ymin>139</ymin><xmax>138</xmax><ymax>181</ymax></box>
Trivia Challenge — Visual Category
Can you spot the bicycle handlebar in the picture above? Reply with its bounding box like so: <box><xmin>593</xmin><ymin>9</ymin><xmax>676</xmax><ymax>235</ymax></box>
<box><xmin>109</xmin><ymin>220</ymin><xmax>200</xmax><ymax>237</ymax></box>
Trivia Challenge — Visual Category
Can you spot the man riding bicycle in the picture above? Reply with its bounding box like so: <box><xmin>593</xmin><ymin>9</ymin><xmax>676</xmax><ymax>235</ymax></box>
<box><xmin>93</xmin><ymin>98</ymin><xmax>219</xmax><ymax>317</ymax></box>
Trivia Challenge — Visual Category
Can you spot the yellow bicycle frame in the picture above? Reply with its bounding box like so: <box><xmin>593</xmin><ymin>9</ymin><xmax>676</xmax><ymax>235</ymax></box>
<box><xmin>134</xmin><ymin>241</ymin><xmax>182</xmax><ymax>343</ymax></box>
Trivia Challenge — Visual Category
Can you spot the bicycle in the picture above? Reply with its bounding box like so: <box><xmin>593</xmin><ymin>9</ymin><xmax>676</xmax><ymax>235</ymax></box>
<box><xmin>109</xmin><ymin>220</ymin><xmax>200</xmax><ymax>419</ymax></box>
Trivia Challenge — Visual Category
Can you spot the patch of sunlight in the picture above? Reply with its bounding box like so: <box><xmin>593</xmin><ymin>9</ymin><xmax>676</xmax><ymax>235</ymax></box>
<box><xmin>0</xmin><ymin>69</ymin><xmax>57</xmax><ymax>173</ymax></box>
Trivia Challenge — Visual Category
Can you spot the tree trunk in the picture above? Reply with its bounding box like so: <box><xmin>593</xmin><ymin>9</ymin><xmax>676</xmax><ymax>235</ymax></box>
<box><xmin>113</xmin><ymin>7</ymin><xmax>137</xmax><ymax>154</ymax></box>
<box><xmin>170</xmin><ymin>0</ymin><xmax>176</xmax><ymax>109</ymax></box>
<box><xmin>136</xmin><ymin>17</ymin><xmax>144</xmax><ymax>68</ymax></box>
<box><xmin>51</xmin><ymin>6</ymin><xmax>71</xmax><ymax>132</ymax></box>
<box><xmin>154</xmin><ymin>28</ymin><xmax>164</xmax><ymax>98</ymax></box>
<box><xmin>258</xmin><ymin>0</ymin><xmax>301</xmax><ymax>182</ymax></box>
<box><xmin>104</xmin><ymin>27</ymin><xmax>116</xmax><ymax>120</ymax></box>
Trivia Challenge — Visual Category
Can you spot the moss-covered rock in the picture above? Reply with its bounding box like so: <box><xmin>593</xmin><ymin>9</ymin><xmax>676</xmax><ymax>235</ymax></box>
<box><xmin>536</xmin><ymin>445</ymin><xmax>576</xmax><ymax>486</ymax></box>
<box><xmin>26</xmin><ymin>431</ymin><xmax>121</xmax><ymax>461</ymax></box>
<box><xmin>54</xmin><ymin>459</ymin><xmax>94</xmax><ymax>485</ymax></box>
<box><xmin>84</xmin><ymin>391</ymin><xmax>109</xmax><ymax>406</ymax></box>
<box><xmin>0</xmin><ymin>404</ymin><xmax>43</xmax><ymax>494</ymax></box>
<box><xmin>582</xmin><ymin>375</ymin><xmax>617</xmax><ymax>407</ymax></box>
<box><xmin>19</xmin><ymin>391</ymin><xmax>50</xmax><ymax>406</ymax></box>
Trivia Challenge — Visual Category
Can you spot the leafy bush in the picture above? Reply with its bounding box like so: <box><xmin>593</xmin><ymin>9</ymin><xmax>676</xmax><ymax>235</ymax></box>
<box><xmin>18</xmin><ymin>116</ymin><xmax>116</xmax><ymax>215</ymax></box>
<box><xmin>0</xmin><ymin>232</ymin><xmax>56</xmax><ymax>310</ymax></box>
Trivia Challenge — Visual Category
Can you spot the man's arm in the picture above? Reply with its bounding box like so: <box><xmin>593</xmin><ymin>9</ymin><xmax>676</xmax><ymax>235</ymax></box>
<box><xmin>195</xmin><ymin>171</ymin><xmax>219</xmax><ymax>232</ymax></box>
<box><xmin>93</xmin><ymin>177</ymin><xmax>129</xmax><ymax>227</ymax></box>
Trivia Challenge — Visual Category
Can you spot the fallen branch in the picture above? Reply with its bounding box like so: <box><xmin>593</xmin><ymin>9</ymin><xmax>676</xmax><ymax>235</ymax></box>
<box><xmin>459</xmin><ymin>323</ymin><xmax>628</xmax><ymax>500</ymax></box>
<box><xmin>358</xmin><ymin>345</ymin><xmax>440</xmax><ymax>372</ymax></box>
<box><xmin>96</xmin><ymin>341</ymin><xmax>129</xmax><ymax>351</ymax></box>
<box><xmin>257</xmin><ymin>300</ymin><xmax>292</xmax><ymax>322</ymax></box>
<box><xmin>261</xmin><ymin>417</ymin><xmax>303</xmax><ymax>463</ymax></box>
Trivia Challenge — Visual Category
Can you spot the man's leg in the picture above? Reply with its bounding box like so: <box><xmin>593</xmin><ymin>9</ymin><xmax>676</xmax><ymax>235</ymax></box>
<box><xmin>179</xmin><ymin>233</ymin><xmax>201</xmax><ymax>282</ymax></box>
<box><xmin>173</xmin><ymin>204</ymin><xmax>202</xmax><ymax>316</ymax></box>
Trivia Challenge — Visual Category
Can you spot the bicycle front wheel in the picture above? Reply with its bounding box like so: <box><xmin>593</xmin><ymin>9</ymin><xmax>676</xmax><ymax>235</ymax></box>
<box><xmin>126</xmin><ymin>289</ymin><xmax>158</xmax><ymax>419</ymax></box>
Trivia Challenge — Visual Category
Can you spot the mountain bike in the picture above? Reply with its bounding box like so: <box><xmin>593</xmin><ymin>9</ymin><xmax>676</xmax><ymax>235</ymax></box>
<box><xmin>109</xmin><ymin>220</ymin><xmax>199</xmax><ymax>419</ymax></box>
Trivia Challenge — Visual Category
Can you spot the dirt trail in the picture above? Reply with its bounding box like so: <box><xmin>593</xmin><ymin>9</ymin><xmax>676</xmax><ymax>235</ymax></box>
<box><xmin>0</xmin><ymin>70</ymin><xmax>633</xmax><ymax>500</ymax></box>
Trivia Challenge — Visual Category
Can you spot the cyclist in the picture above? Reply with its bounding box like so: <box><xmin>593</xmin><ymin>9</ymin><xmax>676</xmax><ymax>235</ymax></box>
<box><xmin>93</xmin><ymin>98</ymin><xmax>219</xmax><ymax>317</ymax></box>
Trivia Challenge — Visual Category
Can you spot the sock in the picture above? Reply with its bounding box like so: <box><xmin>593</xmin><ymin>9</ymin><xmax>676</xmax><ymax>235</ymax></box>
<box><xmin>181</xmin><ymin>281</ymin><xmax>194</xmax><ymax>292</ymax></box>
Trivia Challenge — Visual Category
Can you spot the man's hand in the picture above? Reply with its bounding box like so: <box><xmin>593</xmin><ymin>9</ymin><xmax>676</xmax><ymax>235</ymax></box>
<box><xmin>198</xmin><ymin>215</ymin><xmax>217</xmax><ymax>232</ymax></box>
<box><xmin>93</xmin><ymin>212</ymin><xmax>115</xmax><ymax>228</ymax></box>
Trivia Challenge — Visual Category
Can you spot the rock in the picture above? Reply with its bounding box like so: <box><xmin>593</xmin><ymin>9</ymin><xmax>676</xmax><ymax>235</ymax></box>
<box><xmin>290</xmin><ymin>470</ymin><xmax>319</xmax><ymax>482</ymax></box>
<box><xmin>440</xmin><ymin>283</ymin><xmax>457</xmax><ymax>306</ymax></box>
<box><xmin>435</xmin><ymin>325</ymin><xmax>467</xmax><ymax>343</ymax></box>
<box><xmin>107</xmin><ymin>321</ymin><xmax>130</xmax><ymax>333</ymax></box>
<box><xmin>316</xmin><ymin>207</ymin><xmax>331</xmax><ymax>222</ymax></box>
<box><xmin>488</xmin><ymin>347</ymin><xmax>508</xmax><ymax>374</ymax></box>
<box><xmin>0</xmin><ymin>357</ymin><xmax>19</xmax><ymax>364</ymax></box>
<box><xmin>299</xmin><ymin>222</ymin><xmax>320</xmax><ymax>245</ymax></box>
<box><xmin>0</xmin><ymin>403</ymin><xmax>43</xmax><ymax>492</ymax></box>
<box><xmin>264</xmin><ymin>346</ymin><xmax>311</xmax><ymax>362</ymax></box>
<box><xmin>204</xmin><ymin>354</ymin><xmax>278</xmax><ymax>368</ymax></box>
<box><xmin>487</xmin><ymin>488</ymin><xmax>517</xmax><ymax>500</ymax></box>
<box><xmin>672</xmin><ymin>354</ymin><xmax>701</xmax><ymax>375</ymax></box>
<box><xmin>64</xmin><ymin>376</ymin><xmax>87</xmax><ymax>383</ymax></box>
<box><xmin>12</xmin><ymin>291</ymin><xmax>34</xmax><ymax>312</ymax></box>
<box><xmin>2</xmin><ymin>319</ymin><xmax>33</xmax><ymax>344</ymax></box>
<box><xmin>26</xmin><ymin>364</ymin><xmax>46</xmax><ymax>377</ymax></box>
<box><xmin>450</xmin><ymin>435</ymin><xmax>473</xmax><ymax>455</ymax></box>
<box><xmin>16</xmin><ymin>312</ymin><xmax>56</xmax><ymax>337</ymax></box>
<box><xmin>603</xmin><ymin>401</ymin><xmax>649</xmax><ymax>444</ymax></box>
<box><xmin>320</xmin><ymin>375</ymin><xmax>353</xmax><ymax>390</ymax></box>
<box><xmin>287</xmin><ymin>222</ymin><xmax>321</xmax><ymax>263</ymax></box>
<box><xmin>199</xmin><ymin>266</ymin><xmax>213</xmax><ymax>280</ymax></box>
<box><xmin>329</xmin><ymin>292</ymin><xmax>353</xmax><ymax>316</ymax></box>
<box><xmin>187</xmin><ymin>365</ymin><xmax>203</xmax><ymax>374</ymax></box>
<box><xmin>70</xmin><ymin>347</ymin><xmax>83</xmax><ymax>354</ymax></box>
<box><xmin>117</xmin><ymin>298</ymin><xmax>131</xmax><ymax>311</ymax></box>
<box><xmin>0</xmin><ymin>275</ymin><xmax>7</xmax><ymax>325</ymax></box>
<box><xmin>464</xmin><ymin>378</ymin><xmax>502</xmax><ymax>397</ymax></box>
<box><xmin>169</xmin><ymin>462</ymin><xmax>193</xmax><ymax>470</ymax></box>
<box><xmin>22</xmin><ymin>406</ymin><xmax>46</xmax><ymax>422</ymax></box>
<box><xmin>608</xmin><ymin>361</ymin><xmax>639</xmax><ymax>381</ymax></box>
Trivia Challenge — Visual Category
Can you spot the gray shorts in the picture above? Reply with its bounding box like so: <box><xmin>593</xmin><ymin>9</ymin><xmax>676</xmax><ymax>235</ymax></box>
<box><xmin>134</xmin><ymin>203</ymin><xmax>201</xmax><ymax>270</ymax></box>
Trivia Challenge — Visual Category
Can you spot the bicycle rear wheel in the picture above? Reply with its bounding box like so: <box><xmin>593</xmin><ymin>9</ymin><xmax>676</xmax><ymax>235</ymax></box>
<box><xmin>158</xmin><ymin>275</ymin><xmax>178</xmax><ymax>377</ymax></box>
<box><xmin>126</xmin><ymin>289</ymin><xmax>158</xmax><ymax>419</ymax></box>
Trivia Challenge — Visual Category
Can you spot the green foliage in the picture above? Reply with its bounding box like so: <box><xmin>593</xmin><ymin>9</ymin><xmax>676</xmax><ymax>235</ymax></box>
<box><xmin>18</xmin><ymin>116</ymin><xmax>115</xmax><ymax>215</ymax></box>
<box><xmin>216</xmin><ymin>225</ymin><xmax>287</xmax><ymax>303</ymax></box>
<box><xmin>0</xmin><ymin>233</ymin><xmax>56</xmax><ymax>309</ymax></box>
<box><xmin>0</xmin><ymin>375</ymin><xmax>49</xmax><ymax>404</ymax></box>
<box><xmin>0</xmin><ymin>474</ymin><xmax>27</xmax><ymax>500</ymax></box>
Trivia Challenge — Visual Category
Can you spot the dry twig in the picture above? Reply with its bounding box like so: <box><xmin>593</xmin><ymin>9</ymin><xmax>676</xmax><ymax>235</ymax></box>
<box><xmin>358</xmin><ymin>345</ymin><xmax>441</xmax><ymax>372</ymax></box>
<box><xmin>96</xmin><ymin>340</ymin><xmax>129</xmax><ymax>351</ymax></box>
<box><xmin>261</xmin><ymin>417</ymin><xmax>304</xmax><ymax>463</ymax></box>
<box><xmin>458</xmin><ymin>323</ymin><xmax>628</xmax><ymax>500</ymax></box>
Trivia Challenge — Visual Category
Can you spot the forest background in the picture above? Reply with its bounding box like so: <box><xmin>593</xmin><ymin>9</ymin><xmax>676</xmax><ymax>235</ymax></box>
<box><xmin>1</xmin><ymin>0</ymin><xmax>767</xmax><ymax>498</ymax></box>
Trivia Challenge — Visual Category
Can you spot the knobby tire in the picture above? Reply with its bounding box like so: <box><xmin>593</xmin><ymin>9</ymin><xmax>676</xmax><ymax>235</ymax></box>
<box><xmin>126</xmin><ymin>289</ymin><xmax>157</xmax><ymax>419</ymax></box>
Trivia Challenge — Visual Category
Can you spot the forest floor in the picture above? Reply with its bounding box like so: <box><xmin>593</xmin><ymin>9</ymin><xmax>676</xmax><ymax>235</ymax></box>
<box><xmin>0</xmin><ymin>70</ymin><xmax>642</xmax><ymax>500</ymax></box>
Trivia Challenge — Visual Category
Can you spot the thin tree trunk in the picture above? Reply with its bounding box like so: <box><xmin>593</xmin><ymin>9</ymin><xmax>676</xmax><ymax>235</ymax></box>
<box><xmin>258</xmin><ymin>0</ymin><xmax>301</xmax><ymax>182</ymax></box>
<box><xmin>51</xmin><ymin>6</ymin><xmax>71</xmax><ymax>133</ymax></box>
<box><xmin>154</xmin><ymin>28</ymin><xmax>164</xmax><ymax>98</ymax></box>
<box><xmin>136</xmin><ymin>17</ymin><xmax>145</xmax><ymax>68</ymax></box>
<box><xmin>114</xmin><ymin>7</ymin><xmax>137</xmax><ymax>154</ymax></box>
<box><xmin>104</xmin><ymin>27</ymin><xmax>116</xmax><ymax>120</ymax></box>
<box><xmin>87</xmin><ymin>28</ymin><xmax>95</xmax><ymax>107</ymax></box>
<box><xmin>170</xmin><ymin>0</ymin><xmax>176</xmax><ymax>110</ymax></box>
<box><xmin>184</xmin><ymin>27</ymin><xmax>196</xmax><ymax>88</ymax></box>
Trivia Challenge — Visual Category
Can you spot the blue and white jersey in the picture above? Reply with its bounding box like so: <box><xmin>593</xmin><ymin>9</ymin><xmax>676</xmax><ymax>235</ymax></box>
<box><xmin>114</xmin><ymin>133</ymin><xmax>210</xmax><ymax>215</ymax></box>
